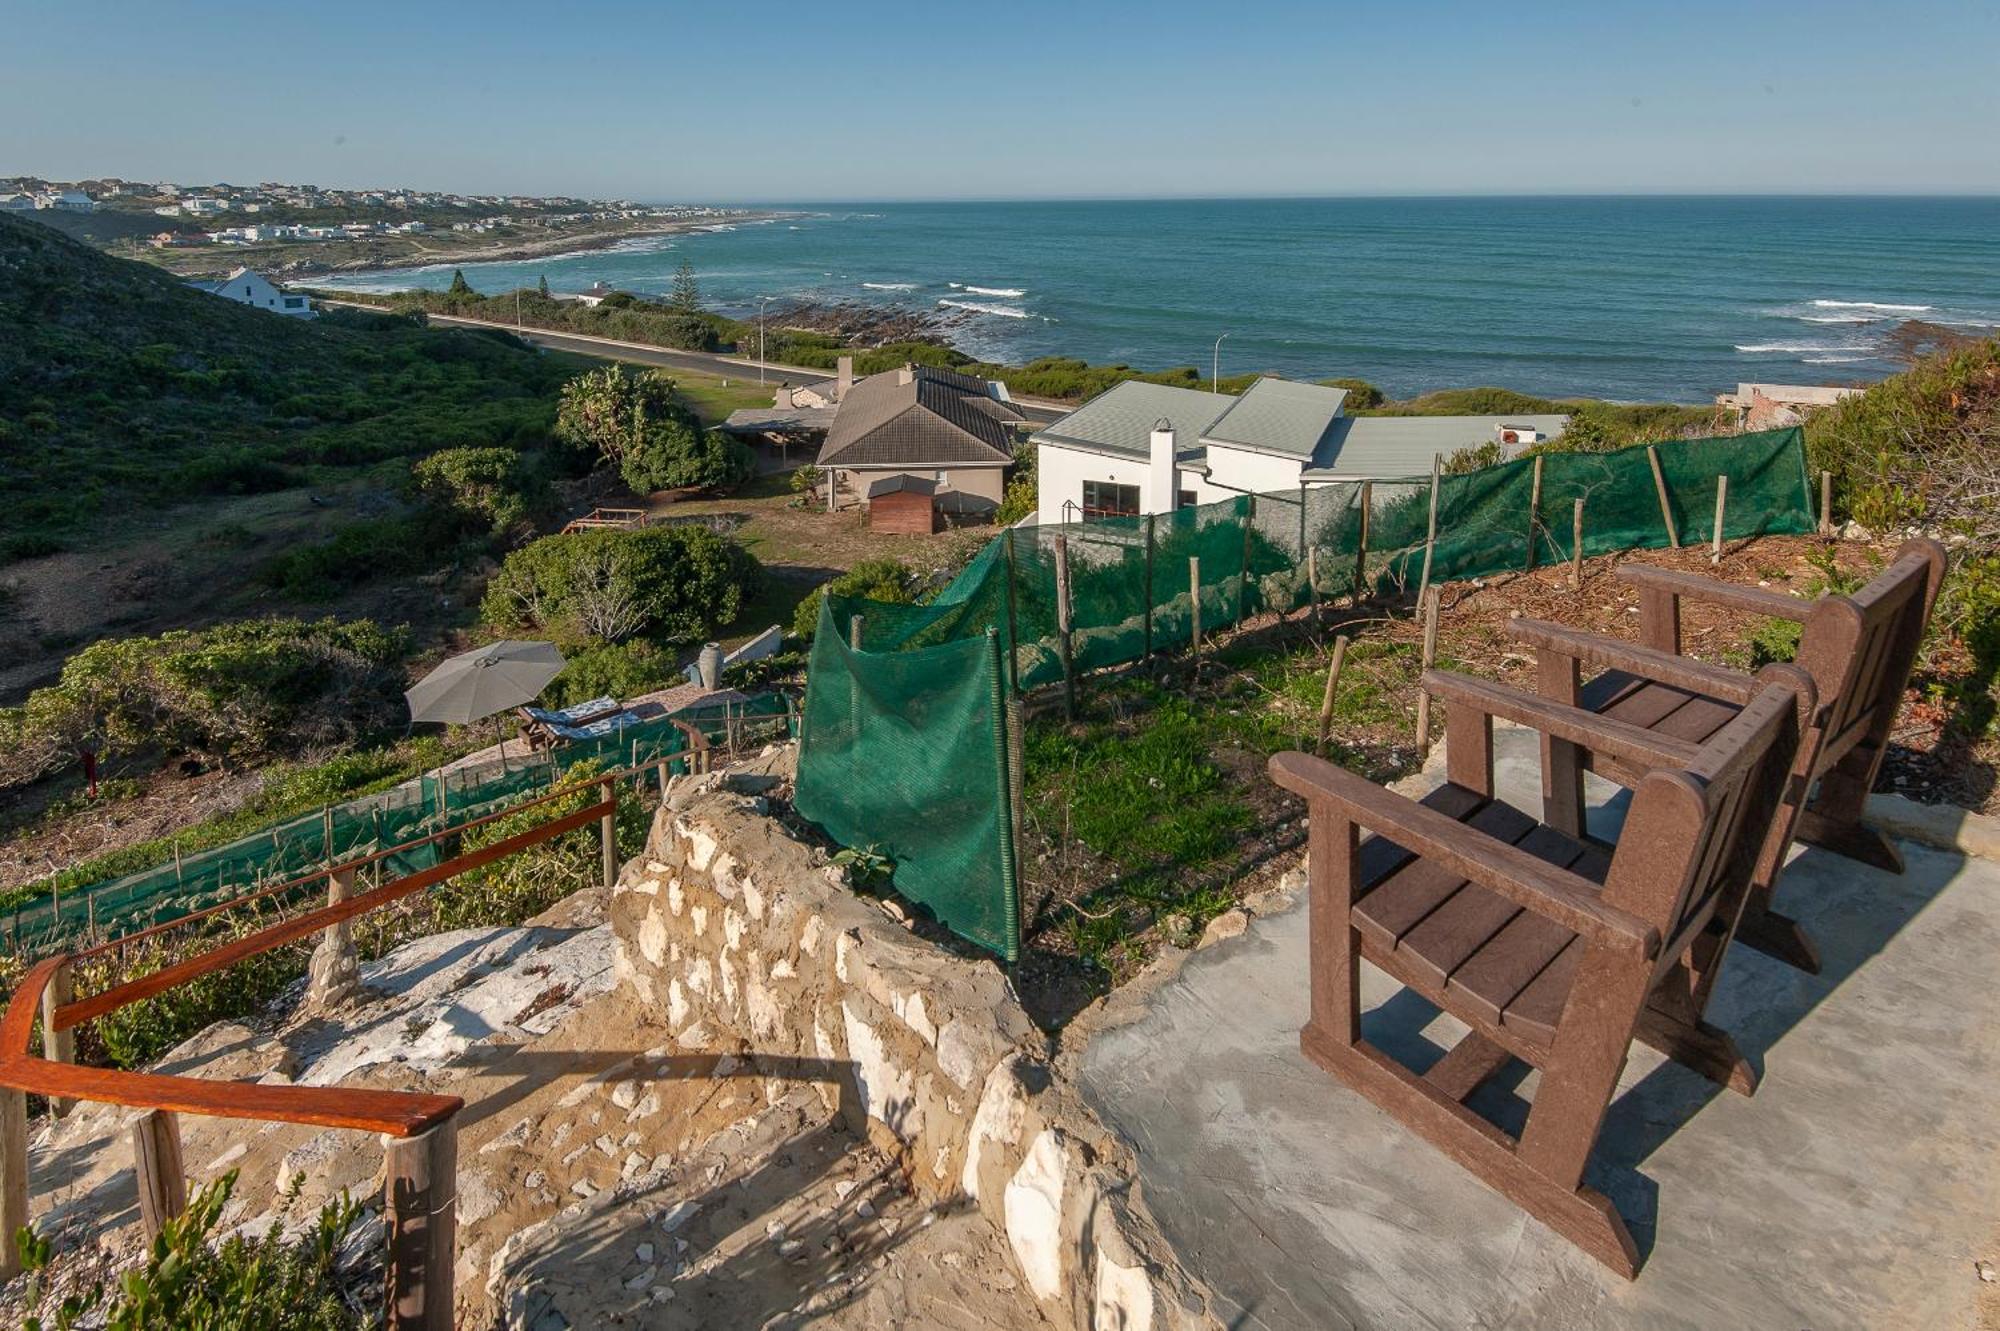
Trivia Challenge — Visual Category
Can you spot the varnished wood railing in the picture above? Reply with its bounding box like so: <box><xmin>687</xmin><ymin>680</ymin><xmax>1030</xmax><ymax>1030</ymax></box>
<box><xmin>0</xmin><ymin>762</ymin><xmax>661</xmax><ymax>1330</ymax></box>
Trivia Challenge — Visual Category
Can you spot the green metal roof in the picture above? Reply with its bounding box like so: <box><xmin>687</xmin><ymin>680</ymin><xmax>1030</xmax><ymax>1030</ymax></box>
<box><xmin>1029</xmin><ymin>380</ymin><xmax>1225</xmax><ymax>461</ymax></box>
<box><xmin>1303</xmin><ymin>414</ymin><xmax>1570</xmax><ymax>480</ymax></box>
<box><xmin>1202</xmin><ymin>377</ymin><xmax>1349</xmax><ymax>460</ymax></box>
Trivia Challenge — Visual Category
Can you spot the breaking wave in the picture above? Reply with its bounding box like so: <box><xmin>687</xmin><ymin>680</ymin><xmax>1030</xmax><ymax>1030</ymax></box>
<box><xmin>949</xmin><ymin>283</ymin><xmax>1028</xmax><ymax>297</ymax></box>
<box><xmin>861</xmin><ymin>282</ymin><xmax>918</xmax><ymax>291</ymax></box>
<box><xmin>1810</xmin><ymin>299</ymin><xmax>1932</xmax><ymax>312</ymax></box>
<box><xmin>939</xmin><ymin>298</ymin><xmax>1031</xmax><ymax>319</ymax></box>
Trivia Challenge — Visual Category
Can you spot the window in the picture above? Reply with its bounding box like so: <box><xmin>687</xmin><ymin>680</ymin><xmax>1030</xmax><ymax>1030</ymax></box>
<box><xmin>1081</xmin><ymin>480</ymin><xmax>1140</xmax><ymax>519</ymax></box>
<box><xmin>1178</xmin><ymin>490</ymin><xmax>1198</xmax><ymax>510</ymax></box>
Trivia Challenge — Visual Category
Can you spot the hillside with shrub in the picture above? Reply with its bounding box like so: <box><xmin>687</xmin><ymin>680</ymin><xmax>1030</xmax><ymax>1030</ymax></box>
<box><xmin>0</xmin><ymin>212</ymin><xmax>571</xmax><ymax>555</ymax></box>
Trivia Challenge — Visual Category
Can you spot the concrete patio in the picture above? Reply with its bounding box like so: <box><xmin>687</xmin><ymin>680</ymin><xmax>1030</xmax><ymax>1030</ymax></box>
<box><xmin>1079</xmin><ymin>725</ymin><xmax>2000</xmax><ymax>1329</ymax></box>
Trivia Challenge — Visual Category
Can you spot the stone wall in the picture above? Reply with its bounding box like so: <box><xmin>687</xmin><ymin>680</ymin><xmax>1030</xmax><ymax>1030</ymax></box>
<box><xmin>611</xmin><ymin>751</ymin><xmax>1219</xmax><ymax>1331</ymax></box>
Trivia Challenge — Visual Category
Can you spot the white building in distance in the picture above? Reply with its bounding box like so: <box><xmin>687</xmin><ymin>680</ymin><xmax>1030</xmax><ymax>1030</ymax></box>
<box><xmin>1030</xmin><ymin>377</ymin><xmax>1567</xmax><ymax>525</ymax></box>
<box><xmin>185</xmin><ymin>267</ymin><xmax>316</xmax><ymax>319</ymax></box>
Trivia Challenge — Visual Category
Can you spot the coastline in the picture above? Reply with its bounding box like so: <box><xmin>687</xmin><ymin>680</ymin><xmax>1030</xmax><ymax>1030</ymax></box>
<box><xmin>158</xmin><ymin>211</ymin><xmax>796</xmax><ymax>281</ymax></box>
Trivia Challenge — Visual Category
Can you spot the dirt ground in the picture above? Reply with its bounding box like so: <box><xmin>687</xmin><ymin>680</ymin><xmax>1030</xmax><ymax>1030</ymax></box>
<box><xmin>5</xmin><ymin>893</ymin><xmax>1052</xmax><ymax>1329</ymax></box>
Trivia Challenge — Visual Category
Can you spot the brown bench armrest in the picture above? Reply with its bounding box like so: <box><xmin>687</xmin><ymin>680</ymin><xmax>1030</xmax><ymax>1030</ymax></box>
<box><xmin>1615</xmin><ymin>564</ymin><xmax>1813</xmax><ymax>622</ymax></box>
<box><xmin>1420</xmin><ymin>668</ymin><xmax>1701</xmax><ymax>772</ymax></box>
<box><xmin>1270</xmin><ymin>752</ymin><xmax>1659</xmax><ymax>958</ymax></box>
<box><xmin>1505</xmin><ymin>620</ymin><xmax>1760</xmax><ymax>703</ymax></box>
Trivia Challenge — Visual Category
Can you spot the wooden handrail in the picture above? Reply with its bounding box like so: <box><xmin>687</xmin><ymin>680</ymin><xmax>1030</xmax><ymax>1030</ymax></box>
<box><xmin>0</xmin><ymin>959</ymin><xmax>460</xmax><ymax>1137</ymax></box>
<box><xmin>58</xmin><ymin>795</ymin><xmax>612</xmax><ymax>1031</ymax></box>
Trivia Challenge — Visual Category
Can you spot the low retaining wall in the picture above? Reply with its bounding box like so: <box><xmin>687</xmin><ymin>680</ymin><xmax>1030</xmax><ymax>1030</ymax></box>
<box><xmin>611</xmin><ymin>750</ymin><xmax>1218</xmax><ymax>1331</ymax></box>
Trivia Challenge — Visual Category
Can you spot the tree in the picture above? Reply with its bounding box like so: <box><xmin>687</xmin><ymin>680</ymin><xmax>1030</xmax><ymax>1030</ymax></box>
<box><xmin>669</xmin><ymin>259</ymin><xmax>701</xmax><ymax>315</ymax></box>
<box><xmin>555</xmin><ymin>365</ymin><xmax>752</xmax><ymax>494</ymax></box>
<box><xmin>447</xmin><ymin>269</ymin><xmax>473</xmax><ymax>297</ymax></box>
<box><xmin>482</xmin><ymin>526</ymin><xmax>763</xmax><ymax>645</ymax></box>
<box><xmin>537</xmin><ymin>273</ymin><xmax>550</xmax><ymax>299</ymax></box>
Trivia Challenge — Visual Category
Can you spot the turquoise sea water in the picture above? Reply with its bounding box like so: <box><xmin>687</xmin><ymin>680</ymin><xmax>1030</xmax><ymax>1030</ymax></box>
<box><xmin>313</xmin><ymin>197</ymin><xmax>2000</xmax><ymax>402</ymax></box>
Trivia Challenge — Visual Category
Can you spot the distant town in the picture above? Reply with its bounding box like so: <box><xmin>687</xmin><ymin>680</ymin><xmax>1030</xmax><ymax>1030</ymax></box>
<box><xmin>0</xmin><ymin>173</ymin><xmax>764</xmax><ymax>277</ymax></box>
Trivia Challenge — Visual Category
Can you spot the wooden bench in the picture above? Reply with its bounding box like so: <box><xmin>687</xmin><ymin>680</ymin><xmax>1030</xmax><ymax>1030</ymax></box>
<box><xmin>1510</xmin><ymin>538</ymin><xmax>1946</xmax><ymax>973</ymax></box>
<box><xmin>1270</xmin><ymin>664</ymin><xmax>1809</xmax><ymax>1276</ymax></box>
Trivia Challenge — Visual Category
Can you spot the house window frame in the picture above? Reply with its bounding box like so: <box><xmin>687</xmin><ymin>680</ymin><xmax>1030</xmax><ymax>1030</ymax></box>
<box><xmin>1081</xmin><ymin>479</ymin><xmax>1141</xmax><ymax>519</ymax></box>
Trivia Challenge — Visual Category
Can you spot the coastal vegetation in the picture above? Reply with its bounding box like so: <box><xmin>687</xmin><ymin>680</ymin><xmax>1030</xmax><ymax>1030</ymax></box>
<box><xmin>0</xmin><ymin>213</ymin><xmax>572</xmax><ymax>557</ymax></box>
<box><xmin>553</xmin><ymin>363</ymin><xmax>754</xmax><ymax>493</ymax></box>
<box><xmin>481</xmin><ymin>525</ymin><xmax>764</xmax><ymax>646</ymax></box>
<box><xmin>0</xmin><ymin>617</ymin><xmax>412</xmax><ymax>791</ymax></box>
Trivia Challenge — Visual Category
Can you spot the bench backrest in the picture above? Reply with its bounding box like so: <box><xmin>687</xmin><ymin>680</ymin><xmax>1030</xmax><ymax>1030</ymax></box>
<box><xmin>1797</xmin><ymin>539</ymin><xmax>1946</xmax><ymax>768</ymax></box>
<box><xmin>1602</xmin><ymin>676</ymin><xmax>1804</xmax><ymax>969</ymax></box>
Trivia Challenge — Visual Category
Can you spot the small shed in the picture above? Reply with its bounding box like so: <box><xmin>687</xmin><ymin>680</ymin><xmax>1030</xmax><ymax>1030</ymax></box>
<box><xmin>865</xmin><ymin>474</ymin><xmax>938</xmax><ymax>534</ymax></box>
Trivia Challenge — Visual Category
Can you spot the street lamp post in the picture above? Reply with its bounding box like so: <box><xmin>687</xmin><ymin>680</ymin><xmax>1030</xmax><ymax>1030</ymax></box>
<box><xmin>1212</xmin><ymin>332</ymin><xmax>1230</xmax><ymax>394</ymax></box>
<box><xmin>758</xmin><ymin>295</ymin><xmax>775</xmax><ymax>385</ymax></box>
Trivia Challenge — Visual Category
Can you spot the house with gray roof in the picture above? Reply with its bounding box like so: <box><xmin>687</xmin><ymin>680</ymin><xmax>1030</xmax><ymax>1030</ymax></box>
<box><xmin>816</xmin><ymin>365</ymin><xmax>1025</xmax><ymax>516</ymax></box>
<box><xmin>1029</xmin><ymin>377</ymin><xmax>1565</xmax><ymax>524</ymax></box>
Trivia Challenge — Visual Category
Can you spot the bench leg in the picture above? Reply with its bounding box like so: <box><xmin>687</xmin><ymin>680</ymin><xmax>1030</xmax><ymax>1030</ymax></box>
<box><xmin>1300</xmin><ymin>1025</ymin><xmax>1641</xmax><ymax>1279</ymax></box>
<box><xmin>1731</xmin><ymin>896</ymin><xmax>1823</xmax><ymax>975</ymax></box>
<box><xmin>1636</xmin><ymin>1007</ymin><xmax>1758</xmax><ymax>1096</ymax></box>
<box><xmin>1791</xmin><ymin>808</ymin><xmax>1903</xmax><ymax>875</ymax></box>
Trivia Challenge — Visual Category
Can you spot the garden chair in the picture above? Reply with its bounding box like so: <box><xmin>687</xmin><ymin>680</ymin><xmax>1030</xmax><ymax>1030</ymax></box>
<box><xmin>1269</xmin><ymin>663</ymin><xmax>1808</xmax><ymax>1276</ymax></box>
<box><xmin>1510</xmin><ymin>538</ymin><xmax>1946</xmax><ymax>973</ymax></box>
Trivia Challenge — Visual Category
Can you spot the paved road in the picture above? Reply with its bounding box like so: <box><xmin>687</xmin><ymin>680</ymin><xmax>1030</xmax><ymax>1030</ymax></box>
<box><xmin>320</xmin><ymin>301</ymin><xmax>1070</xmax><ymax>425</ymax></box>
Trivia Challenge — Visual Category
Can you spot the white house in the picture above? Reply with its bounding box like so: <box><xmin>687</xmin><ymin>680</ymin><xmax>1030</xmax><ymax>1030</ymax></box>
<box><xmin>34</xmin><ymin>190</ymin><xmax>96</xmax><ymax>212</ymax></box>
<box><xmin>0</xmin><ymin>193</ymin><xmax>36</xmax><ymax>212</ymax></box>
<box><xmin>1030</xmin><ymin>377</ymin><xmax>1567</xmax><ymax>525</ymax></box>
<box><xmin>180</xmin><ymin>196</ymin><xmax>229</xmax><ymax>217</ymax></box>
<box><xmin>185</xmin><ymin>267</ymin><xmax>316</xmax><ymax>319</ymax></box>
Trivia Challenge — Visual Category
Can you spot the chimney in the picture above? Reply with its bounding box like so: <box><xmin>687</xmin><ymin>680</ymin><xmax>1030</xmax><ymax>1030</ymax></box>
<box><xmin>897</xmin><ymin>362</ymin><xmax>915</xmax><ymax>387</ymax></box>
<box><xmin>775</xmin><ymin>384</ymin><xmax>793</xmax><ymax>409</ymax></box>
<box><xmin>836</xmin><ymin>355</ymin><xmax>853</xmax><ymax>402</ymax></box>
<box><xmin>1148</xmin><ymin>418</ymin><xmax>1177</xmax><ymax>514</ymax></box>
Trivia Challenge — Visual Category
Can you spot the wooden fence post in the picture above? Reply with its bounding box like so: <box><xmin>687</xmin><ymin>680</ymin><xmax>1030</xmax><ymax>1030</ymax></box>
<box><xmin>1188</xmin><ymin>555</ymin><xmax>1203</xmax><ymax>690</ymax></box>
<box><xmin>1416</xmin><ymin>455</ymin><xmax>1442</xmax><ymax>608</ymax></box>
<box><xmin>1002</xmin><ymin>531</ymin><xmax>1023</xmax><ymax>693</ymax></box>
<box><xmin>1646</xmin><ymin>445</ymin><xmax>1680</xmax><ymax>547</ymax></box>
<box><xmin>1414</xmin><ymin>588</ymin><xmax>1442</xmax><ymax>751</ymax></box>
<box><xmin>0</xmin><ymin>1087</ymin><xmax>25</xmax><ymax>1279</ymax></box>
<box><xmin>599</xmin><ymin>781</ymin><xmax>618</xmax><ymax>890</ymax></box>
<box><xmin>132</xmin><ymin>1109</ymin><xmax>187</xmax><ymax>1239</ymax></box>
<box><xmin>1054</xmin><ymin>533</ymin><xmax>1076</xmax><ymax>721</ymax></box>
<box><xmin>1315</xmin><ymin>634</ymin><xmax>1350</xmax><ymax>758</ymax></box>
<box><xmin>384</xmin><ymin>1117</ymin><xmax>458</xmax><ymax>1331</ymax></box>
<box><xmin>1306</xmin><ymin>545</ymin><xmax>1320</xmax><ymax>627</ymax></box>
<box><xmin>1820</xmin><ymin>469</ymin><xmax>1834</xmax><ymax>537</ymax></box>
<box><xmin>1571</xmin><ymin>497</ymin><xmax>1586</xmax><ymax>589</ymax></box>
<box><xmin>41</xmin><ymin>959</ymin><xmax>75</xmax><ymax>1116</ymax></box>
<box><xmin>1526</xmin><ymin>455</ymin><xmax>1544</xmax><ymax>571</ymax></box>
<box><xmin>1352</xmin><ymin>481</ymin><xmax>1372</xmax><ymax>605</ymax></box>
<box><xmin>1141</xmin><ymin>514</ymin><xmax>1156</xmax><ymax>661</ymax></box>
<box><xmin>1238</xmin><ymin>495</ymin><xmax>1256</xmax><ymax>625</ymax></box>
<box><xmin>1712</xmin><ymin>475</ymin><xmax>1728</xmax><ymax>566</ymax></box>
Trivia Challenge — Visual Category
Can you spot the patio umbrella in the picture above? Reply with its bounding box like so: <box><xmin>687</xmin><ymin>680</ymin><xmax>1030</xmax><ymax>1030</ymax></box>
<box><xmin>405</xmin><ymin>640</ymin><xmax>566</xmax><ymax>726</ymax></box>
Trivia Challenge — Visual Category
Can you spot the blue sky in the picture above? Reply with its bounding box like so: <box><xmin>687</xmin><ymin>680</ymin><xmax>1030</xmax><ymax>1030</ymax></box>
<box><xmin>4</xmin><ymin>1</ymin><xmax>1996</xmax><ymax>201</ymax></box>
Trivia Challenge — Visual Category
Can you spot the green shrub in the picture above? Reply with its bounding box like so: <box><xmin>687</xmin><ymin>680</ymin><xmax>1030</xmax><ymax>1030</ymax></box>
<box><xmin>545</xmin><ymin>640</ymin><xmax>676</xmax><ymax>707</ymax></box>
<box><xmin>410</xmin><ymin>445</ymin><xmax>543</xmax><ymax>538</ymax></box>
<box><xmin>0</xmin><ymin>617</ymin><xmax>412</xmax><ymax>788</ymax></box>
<box><xmin>1317</xmin><ymin>377</ymin><xmax>1384</xmax><ymax>408</ymax></box>
<box><xmin>258</xmin><ymin>516</ymin><xmax>433</xmax><ymax>600</ymax></box>
<box><xmin>482</xmin><ymin>525</ymin><xmax>762</xmax><ymax>644</ymax></box>
<box><xmin>18</xmin><ymin>1170</ymin><xmax>366</xmax><ymax>1331</ymax></box>
<box><xmin>791</xmin><ymin>559</ymin><xmax>920</xmax><ymax>639</ymax></box>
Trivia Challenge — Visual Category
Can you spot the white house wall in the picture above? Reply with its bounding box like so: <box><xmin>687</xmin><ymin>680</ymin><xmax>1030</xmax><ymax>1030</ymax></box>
<box><xmin>1036</xmin><ymin>444</ymin><xmax>1158</xmax><ymax>526</ymax></box>
<box><xmin>1185</xmin><ymin>445</ymin><xmax>1310</xmax><ymax>506</ymax></box>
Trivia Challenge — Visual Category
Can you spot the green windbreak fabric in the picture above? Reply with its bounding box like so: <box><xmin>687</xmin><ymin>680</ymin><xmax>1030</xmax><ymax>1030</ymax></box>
<box><xmin>7</xmin><ymin>691</ymin><xmax>795</xmax><ymax>958</ymax></box>
<box><xmin>792</xmin><ymin>426</ymin><xmax>1814</xmax><ymax>959</ymax></box>
<box><xmin>794</xmin><ymin>609</ymin><xmax>1019</xmax><ymax>960</ymax></box>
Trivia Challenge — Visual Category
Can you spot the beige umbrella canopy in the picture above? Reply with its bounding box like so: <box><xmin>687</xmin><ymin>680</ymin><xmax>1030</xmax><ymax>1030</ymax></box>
<box><xmin>405</xmin><ymin>640</ymin><xmax>566</xmax><ymax>726</ymax></box>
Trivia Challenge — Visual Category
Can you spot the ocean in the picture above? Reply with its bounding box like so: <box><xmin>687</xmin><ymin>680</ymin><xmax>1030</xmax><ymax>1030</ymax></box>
<box><xmin>311</xmin><ymin>196</ymin><xmax>2000</xmax><ymax>403</ymax></box>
